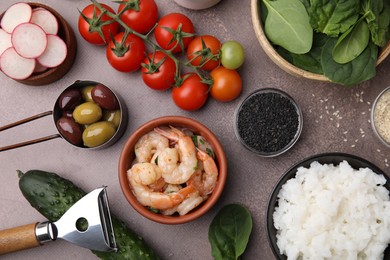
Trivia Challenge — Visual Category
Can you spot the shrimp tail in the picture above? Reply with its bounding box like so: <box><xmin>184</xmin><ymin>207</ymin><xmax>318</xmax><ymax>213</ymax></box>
<box><xmin>196</xmin><ymin>148</ymin><xmax>208</xmax><ymax>160</ymax></box>
<box><xmin>172</xmin><ymin>184</ymin><xmax>197</xmax><ymax>204</ymax></box>
<box><xmin>154</xmin><ymin>126</ymin><xmax>183</xmax><ymax>142</ymax></box>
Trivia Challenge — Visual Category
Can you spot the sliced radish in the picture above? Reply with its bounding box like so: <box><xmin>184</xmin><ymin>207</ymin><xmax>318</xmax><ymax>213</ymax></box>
<box><xmin>0</xmin><ymin>47</ymin><xmax>35</xmax><ymax>79</ymax></box>
<box><xmin>0</xmin><ymin>3</ymin><xmax>32</xmax><ymax>33</ymax></box>
<box><xmin>12</xmin><ymin>23</ymin><xmax>47</xmax><ymax>59</ymax></box>
<box><xmin>0</xmin><ymin>29</ymin><xmax>12</xmax><ymax>56</ymax></box>
<box><xmin>37</xmin><ymin>35</ymin><xmax>67</xmax><ymax>68</ymax></box>
<box><xmin>31</xmin><ymin>9</ymin><xmax>59</xmax><ymax>35</ymax></box>
<box><xmin>33</xmin><ymin>61</ymin><xmax>48</xmax><ymax>73</ymax></box>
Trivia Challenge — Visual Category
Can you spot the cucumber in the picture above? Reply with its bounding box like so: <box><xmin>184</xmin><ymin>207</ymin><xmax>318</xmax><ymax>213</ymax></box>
<box><xmin>18</xmin><ymin>169</ymin><xmax>159</xmax><ymax>260</ymax></box>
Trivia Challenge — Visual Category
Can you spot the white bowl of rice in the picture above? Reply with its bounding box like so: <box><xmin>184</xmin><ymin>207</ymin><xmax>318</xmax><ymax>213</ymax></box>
<box><xmin>267</xmin><ymin>153</ymin><xmax>390</xmax><ymax>259</ymax></box>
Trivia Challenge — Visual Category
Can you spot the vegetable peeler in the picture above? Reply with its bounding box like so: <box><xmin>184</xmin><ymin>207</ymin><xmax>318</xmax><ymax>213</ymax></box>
<box><xmin>0</xmin><ymin>187</ymin><xmax>117</xmax><ymax>255</ymax></box>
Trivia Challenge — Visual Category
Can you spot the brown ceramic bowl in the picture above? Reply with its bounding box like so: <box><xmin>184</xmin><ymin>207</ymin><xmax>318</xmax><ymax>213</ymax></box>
<box><xmin>118</xmin><ymin>116</ymin><xmax>227</xmax><ymax>224</ymax></box>
<box><xmin>0</xmin><ymin>2</ymin><xmax>77</xmax><ymax>86</ymax></box>
<box><xmin>251</xmin><ymin>0</ymin><xmax>390</xmax><ymax>82</ymax></box>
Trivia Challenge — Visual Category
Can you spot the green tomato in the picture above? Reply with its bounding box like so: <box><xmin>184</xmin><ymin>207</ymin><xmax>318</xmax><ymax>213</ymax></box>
<box><xmin>221</xmin><ymin>41</ymin><xmax>245</xmax><ymax>70</ymax></box>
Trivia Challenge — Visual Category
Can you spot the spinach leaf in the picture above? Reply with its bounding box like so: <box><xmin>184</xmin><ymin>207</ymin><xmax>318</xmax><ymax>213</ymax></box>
<box><xmin>332</xmin><ymin>18</ymin><xmax>370</xmax><ymax>64</ymax></box>
<box><xmin>292</xmin><ymin>33</ymin><xmax>328</xmax><ymax>73</ymax></box>
<box><xmin>276</xmin><ymin>46</ymin><xmax>294</xmax><ymax>64</ymax></box>
<box><xmin>321</xmin><ymin>37</ymin><xmax>378</xmax><ymax>86</ymax></box>
<box><xmin>362</xmin><ymin>0</ymin><xmax>390</xmax><ymax>47</ymax></box>
<box><xmin>262</xmin><ymin>0</ymin><xmax>313</xmax><ymax>54</ymax></box>
<box><xmin>208</xmin><ymin>204</ymin><xmax>253</xmax><ymax>260</ymax></box>
<box><xmin>299</xmin><ymin>0</ymin><xmax>310</xmax><ymax>10</ymax></box>
<box><xmin>277</xmin><ymin>33</ymin><xmax>328</xmax><ymax>74</ymax></box>
<box><xmin>308</xmin><ymin>0</ymin><xmax>360</xmax><ymax>36</ymax></box>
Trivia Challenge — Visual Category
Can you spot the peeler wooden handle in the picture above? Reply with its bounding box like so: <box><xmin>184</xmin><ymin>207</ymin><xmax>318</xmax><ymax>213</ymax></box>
<box><xmin>0</xmin><ymin>223</ymin><xmax>41</xmax><ymax>255</ymax></box>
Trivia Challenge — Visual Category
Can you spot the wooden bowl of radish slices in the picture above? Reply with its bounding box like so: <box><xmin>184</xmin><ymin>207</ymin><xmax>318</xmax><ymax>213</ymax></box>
<box><xmin>0</xmin><ymin>2</ymin><xmax>76</xmax><ymax>86</ymax></box>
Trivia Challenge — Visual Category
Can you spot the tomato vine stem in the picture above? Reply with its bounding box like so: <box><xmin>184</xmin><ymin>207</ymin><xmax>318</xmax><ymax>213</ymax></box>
<box><xmin>89</xmin><ymin>0</ymin><xmax>214</xmax><ymax>87</ymax></box>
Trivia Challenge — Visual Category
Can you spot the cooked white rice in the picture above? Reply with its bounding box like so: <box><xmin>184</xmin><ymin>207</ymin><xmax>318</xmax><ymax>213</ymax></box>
<box><xmin>273</xmin><ymin>160</ymin><xmax>390</xmax><ymax>260</ymax></box>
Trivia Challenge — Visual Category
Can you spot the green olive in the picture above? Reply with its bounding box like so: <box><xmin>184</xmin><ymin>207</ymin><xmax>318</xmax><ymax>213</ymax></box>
<box><xmin>82</xmin><ymin>121</ymin><xmax>116</xmax><ymax>148</ymax></box>
<box><xmin>81</xmin><ymin>85</ymin><xmax>95</xmax><ymax>102</ymax></box>
<box><xmin>73</xmin><ymin>102</ymin><xmax>102</xmax><ymax>125</ymax></box>
<box><xmin>103</xmin><ymin>110</ymin><xmax>121</xmax><ymax>129</ymax></box>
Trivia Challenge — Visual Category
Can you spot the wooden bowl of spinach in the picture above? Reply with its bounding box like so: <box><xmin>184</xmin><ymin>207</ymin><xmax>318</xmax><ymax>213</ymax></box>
<box><xmin>251</xmin><ymin>0</ymin><xmax>390</xmax><ymax>86</ymax></box>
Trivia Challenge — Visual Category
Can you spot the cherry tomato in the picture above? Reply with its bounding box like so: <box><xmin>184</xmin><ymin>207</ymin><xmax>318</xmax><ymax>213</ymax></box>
<box><xmin>187</xmin><ymin>35</ymin><xmax>221</xmax><ymax>71</ymax></box>
<box><xmin>210</xmin><ymin>66</ymin><xmax>242</xmax><ymax>102</ymax></box>
<box><xmin>78</xmin><ymin>4</ymin><xmax>119</xmax><ymax>45</ymax></box>
<box><xmin>106</xmin><ymin>32</ymin><xmax>146</xmax><ymax>72</ymax></box>
<box><xmin>118</xmin><ymin>0</ymin><xmax>158</xmax><ymax>34</ymax></box>
<box><xmin>154</xmin><ymin>13</ymin><xmax>195</xmax><ymax>53</ymax></box>
<box><xmin>221</xmin><ymin>41</ymin><xmax>245</xmax><ymax>69</ymax></box>
<box><xmin>142</xmin><ymin>51</ymin><xmax>177</xmax><ymax>91</ymax></box>
<box><xmin>172</xmin><ymin>73</ymin><xmax>209</xmax><ymax>111</ymax></box>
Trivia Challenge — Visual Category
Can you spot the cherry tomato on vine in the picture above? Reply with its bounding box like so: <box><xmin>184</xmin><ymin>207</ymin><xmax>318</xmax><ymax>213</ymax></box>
<box><xmin>172</xmin><ymin>73</ymin><xmax>209</xmax><ymax>111</ymax></box>
<box><xmin>210</xmin><ymin>66</ymin><xmax>242</xmax><ymax>102</ymax></box>
<box><xmin>154</xmin><ymin>13</ymin><xmax>195</xmax><ymax>53</ymax></box>
<box><xmin>142</xmin><ymin>51</ymin><xmax>177</xmax><ymax>91</ymax></box>
<box><xmin>187</xmin><ymin>35</ymin><xmax>221</xmax><ymax>71</ymax></box>
<box><xmin>106</xmin><ymin>32</ymin><xmax>146</xmax><ymax>72</ymax></box>
<box><xmin>78</xmin><ymin>4</ymin><xmax>119</xmax><ymax>45</ymax></box>
<box><xmin>118</xmin><ymin>0</ymin><xmax>158</xmax><ymax>34</ymax></box>
<box><xmin>221</xmin><ymin>41</ymin><xmax>245</xmax><ymax>70</ymax></box>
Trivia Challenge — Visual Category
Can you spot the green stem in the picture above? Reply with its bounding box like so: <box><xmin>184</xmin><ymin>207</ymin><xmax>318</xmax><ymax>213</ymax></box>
<box><xmin>89</xmin><ymin>0</ymin><xmax>212</xmax><ymax>86</ymax></box>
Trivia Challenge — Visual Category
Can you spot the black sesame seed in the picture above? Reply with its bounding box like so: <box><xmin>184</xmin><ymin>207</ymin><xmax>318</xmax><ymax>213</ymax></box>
<box><xmin>236</xmin><ymin>91</ymin><xmax>300</xmax><ymax>154</ymax></box>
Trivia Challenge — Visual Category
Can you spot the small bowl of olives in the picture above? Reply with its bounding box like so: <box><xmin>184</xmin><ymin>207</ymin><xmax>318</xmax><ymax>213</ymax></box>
<box><xmin>53</xmin><ymin>80</ymin><xmax>127</xmax><ymax>149</ymax></box>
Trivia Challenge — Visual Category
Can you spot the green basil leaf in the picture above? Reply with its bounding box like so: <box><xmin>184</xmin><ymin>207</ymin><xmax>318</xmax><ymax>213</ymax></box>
<box><xmin>208</xmin><ymin>204</ymin><xmax>252</xmax><ymax>260</ymax></box>
<box><xmin>321</xmin><ymin>37</ymin><xmax>378</xmax><ymax>86</ymax></box>
<box><xmin>263</xmin><ymin>0</ymin><xmax>313</xmax><ymax>54</ymax></box>
<box><xmin>332</xmin><ymin>19</ymin><xmax>370</xmax><ymax>64</ymax></box>
<box><xmin>308</xmin><ymin>0</ymin><xmax>360</xmax><ymax>36</ymax></box>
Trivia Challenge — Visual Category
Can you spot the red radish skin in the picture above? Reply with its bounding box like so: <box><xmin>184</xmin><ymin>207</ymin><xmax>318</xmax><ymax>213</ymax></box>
<box><xmin>37</xmin><ymin>35</ymin><xmax>67</xmax><ymax>68</ymax></box>
<box><xmin>0</xmin><ymin>47</ymin><xmax>36</xmax><ymax>80</ymax></box>
<box><xmin>31</xmin><ymin>9</ymin><xmax>59</xmax><ymax>35</ymax></box>
<box><xmin>0</xmin><ymin>3</ymin><xmax>32</xmax><ymax>33</ymax></box>
<box><xmin>0</xmin><ymin>29</ymin><xmax>12</xmax><ymax>56</ymax></box>
<box><xmin>11</xmin><ymin>23</ymin><xmax>48</xmax><ymax>59</ymax></box>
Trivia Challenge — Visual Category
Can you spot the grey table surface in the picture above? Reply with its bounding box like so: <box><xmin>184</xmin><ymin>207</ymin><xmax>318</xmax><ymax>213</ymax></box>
<box><xmin>0</xmin><ymin>0</ymin><xmax>389</xmax><ymax>259</ymax></box>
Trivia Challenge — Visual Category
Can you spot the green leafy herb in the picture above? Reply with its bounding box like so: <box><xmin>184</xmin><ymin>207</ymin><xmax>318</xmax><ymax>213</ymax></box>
<box><xmin>148</xmin><ymin>207</ymin><xmax>160</xmax><ymax>214</ymax></box>
<box><xmin>321</xmin><ymin>38</ymin><xmax>378</xmax><ymax>86</ymax></box>
<box><xmin>294</xmin><ymin>33</ymin><xmax>328</xmax><ymax>73</ymax></box>
<box><xmin>263</xmin><ymin>0</ymin><xmax>313</xmax><ymax>54</ymax></box>
<box><xmin>332</xmin><ymin>18</ymin><xmax>370</xmax><ymax>64</ymax></box>
<box><xmin>298</xmin><ymin>0</ymin><xmax>310</xmax><ymax>9</ymax></box>
<box><xmin>362</xmin><ymin>0</ymin><xmax>390</xmax><ymax>47</ymax></box>
<box><xmin>191</xmin><ymin>135</ymin><xmax>199</xmax><ymax>147</ymax></box>
<box><xmin>154</xmin><ymin>156</ymin><xmax>158</xmax><ymax>165</ymax></box>
<box><xmin>208</xmin><ymin>204</ymin><xmax>252</xmax><ymax>260</ymax></box>
<box><xmin>308</xmin><ymin>0</ymin><xmax>360</xmax><ymax>36</ymax></box>
<box><xmin>206</xmin><ymin>148</ymin><xmax>215</xmax><ymax>159</ymax></box>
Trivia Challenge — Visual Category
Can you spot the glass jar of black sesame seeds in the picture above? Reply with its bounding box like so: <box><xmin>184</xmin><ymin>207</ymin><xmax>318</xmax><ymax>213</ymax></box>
<box><xmin>234</xmin><ymin>88</ymin><xmax>303</xmax><ymax>157</ymax></box>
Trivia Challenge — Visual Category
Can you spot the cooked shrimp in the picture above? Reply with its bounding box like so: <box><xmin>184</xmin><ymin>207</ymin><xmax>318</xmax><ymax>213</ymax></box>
<box><xmin>187</xmin><ymin>149</ymin><xmax>218</xmax><ymax>196</ymax></box>
<box><xmin>154</xmin><ymin>127</ymin><xmax>198</xmax><ymax>184</ymax></box>
<box><xmin>160</xmin><ymin>184</ymin><xmax>182</xmax><ymax>215</ymax></box>
<box><xmin>128</xmin><ymin>162</ymin><xmax>196</xmax><ymax>210</ymax></box>
<box><xmin>177</xmin><ymin>191</ymin><xmax>204</xmax><ymax>216</ymax></box>
<box><xmin>135</xmin><ymin>131</ymin><xmax>169</xmax><ymax>163</ymax></box>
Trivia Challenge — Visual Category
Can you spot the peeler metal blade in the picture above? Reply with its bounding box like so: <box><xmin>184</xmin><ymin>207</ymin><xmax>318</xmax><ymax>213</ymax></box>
<box><xmin>38</xmin><ymin>187</ymin><xmax>117</xmax><ymax>252</ymax></box>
